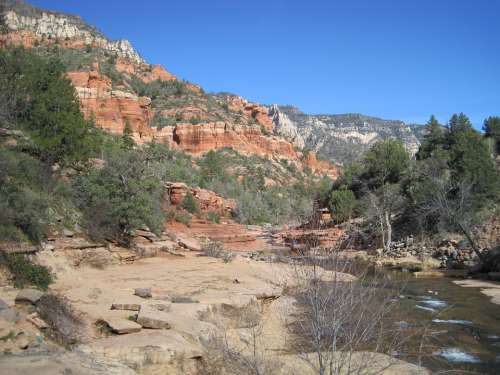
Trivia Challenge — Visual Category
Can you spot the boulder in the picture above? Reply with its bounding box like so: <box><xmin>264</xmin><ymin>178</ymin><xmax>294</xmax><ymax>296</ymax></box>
<box><xmin>177</xmin><ymin>236</ymin><xmax>201</xmax><ymax>252</ymax></box>
<box><xmin>63</xmin><ymin>228</ymin><xmax>74</xmax><ymax>237</ymax></box>
<box><xmin>137</xmin><ymin>309</ymin><xmax>171</xmax><ymax>329</ymax></box>
<box><xmin>103</xmin><ymin>317</ymin><xmax>142</xmax><ymax>334</ymax></box>
<box><xmin>110</xmin><ymin>303</ymin><xmax>141</xmax><ymax>311</ymax></box>
<box><xmin>134</xmin><ymin>288</ymin><xmax>152</xmax><ymax>299</ymax></box>
<box><xmin>0</xmin><ymin>298</ymin><xmax>9</xmax><ymax>310</ymax></box>
<box><xmin>15</xmin><ymin>289</ymin><xmax>44</xmax><ymax>305</ymax></box>
<box><xmin>0</xmin><ymin>307</ymin><xmax>19</xmax><ymax>323</ymax></box>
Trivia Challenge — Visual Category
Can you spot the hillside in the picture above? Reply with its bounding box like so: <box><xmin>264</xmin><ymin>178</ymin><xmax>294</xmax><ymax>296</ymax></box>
<box><xmin>0</xmin><ymin>0</ymin><xmax>339</xmax><ymax>180</ymax></box>
<box><xmin>269</xmin><ymin>105</ymin><xmax>426</xmax><ymax>164</ymax></box>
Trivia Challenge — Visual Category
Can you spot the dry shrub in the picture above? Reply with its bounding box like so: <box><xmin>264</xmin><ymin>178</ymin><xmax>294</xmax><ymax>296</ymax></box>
<box><xmin>36</xmin><ymin>293</ymin><xmax>87</xmax><ymax>346</ymax></box>
<box><xmin>201</xmin><ymin>240</ymin><xmax>234</xmax><ymax>263</ymax></box>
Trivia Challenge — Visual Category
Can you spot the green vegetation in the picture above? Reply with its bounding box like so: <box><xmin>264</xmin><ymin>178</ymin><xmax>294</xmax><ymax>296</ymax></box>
<box><xmin>329</xmin><ymin>114</ymin><xmax>500</xmax><ymax>254</ymax></box>
<box><xmin>181</xmin><ymin>191</ymin><xmax>199</xmax><ymax>215</ymax></box>
<box><xmin>328</xmin><ymin>189</ymin><xmax>356</xmax><ymax>223</ymax></box>
<box><xmin>484</xmin><ymin>116</ymin><xmax>500</xmax><ymax>155</ymax></box>
<box><xmin>0</xmin><ymin>48</ymin><xmax>100</xmax><ymax>169</ymax></box>
<box><xmin>0</xmin><ymin>253</ymin><xmax>54</xmax><ymax>290</ymax></box>
<box><xmin>73</xmin><ymin>146</ymin><xmax>165</xmax><ymax>245</ymax></box>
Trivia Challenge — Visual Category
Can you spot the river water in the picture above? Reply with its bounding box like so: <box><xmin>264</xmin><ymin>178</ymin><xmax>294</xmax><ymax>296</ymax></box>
<box><xmin>392</xmin><ymin>275</ymin><xmax>500</xmax><ymax>374</ymax></box>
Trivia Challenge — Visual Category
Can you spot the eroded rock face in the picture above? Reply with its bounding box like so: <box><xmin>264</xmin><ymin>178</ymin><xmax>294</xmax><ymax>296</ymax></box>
<box><xmin>171</xmin><ymin>122</ymin><xmax>297</xmax><ymax>159</ymax></box>
<box><xmin>2</xmin><ymin>10</ymin><xmax>143</xmax><ymax>63</ymax></box>
<box><xmin>66</xmin><ymin>70</ymin><xmax>155</xmax><ymax>143</ymax></box>
<box><xmin>269</xmin><ymin>105</ymin><xmax>426</xmax><ymax>164</ymax></box>
<box><xmin>114</xmin><ymin>58</ymin><xmax>176</xmax><ymax>83</ymax></box>
<box><xmin>227</xmin><ymin>96</ymin><xmax>274</xmax><ymax>133</ymax></box>
<box><xmin>165</xmin><ymin>182</ymin><xmax>236</xmax><ymax>215</ymax></box>
<box><xmin>303</xmin><ymin>152</ymin><xmax>339</xmax><ymax>180</ymax></box>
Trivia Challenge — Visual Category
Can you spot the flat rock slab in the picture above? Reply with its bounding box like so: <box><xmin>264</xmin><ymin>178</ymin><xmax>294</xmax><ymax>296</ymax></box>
<box><xmin>0</xmin><ymin>298</ymin><xmax>9</xmax><ymax>310</ymax></box>
<box><xmin>104</xmin><ymin>317</ymin><xmax>142</xmax><ymax>334</ymax></box>
<box><xmin>134</xmin><ymin>288</ymin><xmax>152</xmax><ymax>299</ymax></box>
<box><xmin>110</xmin><ymin>303</ymin><xmax>141</xmax><ymax>311</ymax></box>
<box><xmin>137</xmin><ymin>309</ymin><xmax>171</xmax><ymax>329</ymax></box>
<box><xmin>0</xmin><ymin>307</ymin><xmax>19</xmax><ymax>323</ymax></box>
<box><xmin>177</xmin><ymin>236</ymin><xmax>201</xmax><ymax>252</ymax></box>
<box><xmin>15</xmin><ymin>289</ymin><xmax>44</xmax><ymax>305</ymax></box>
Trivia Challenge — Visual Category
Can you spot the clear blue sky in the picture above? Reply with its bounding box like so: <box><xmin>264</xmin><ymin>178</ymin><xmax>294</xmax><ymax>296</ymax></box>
<box><xmin>30</xmin><ymin>0</ymin><xmax>499</xmax><ymax>127</ymax></box>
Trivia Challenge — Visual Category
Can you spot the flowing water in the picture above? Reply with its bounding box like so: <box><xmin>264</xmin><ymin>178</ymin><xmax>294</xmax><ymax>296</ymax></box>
<box><xmin>392</xmin><ymin>275</ymin><xmax>500</xmax><ymax>374</ymax></box>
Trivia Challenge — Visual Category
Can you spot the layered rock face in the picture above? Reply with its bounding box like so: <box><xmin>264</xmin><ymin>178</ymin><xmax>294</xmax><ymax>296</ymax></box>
<box><xmin>171</xmin><ymin>122</ymin><xmax>297</xmax><ymax>159</ymax></box>
<box><xmin>227</xmin><ymin>96</ymin><xmax>274</xmax><ymax>133</ymax></box>
<box><xmin>66</xmin><ymin>70</ymin><xmax>155</xmax><ymax>143</ymax></box>
<box><xmin>115</xmin><ymin>58</ymin><xmax>176</xmax><ymax>83</ymax></box>
<box><xmin>0</xmin><ymin>2</ymin><xmax>339</xmax><ymax>178</ymax></box>
<box><xmin>2</xmin><ymin>9</ymin><xmax>143</xmax><ymax>63</ymax></box>
<box><xmin>165</xmin><ymin>182</ymin><xmax>236</xmax><ymax>215</ymax></box>
<box><xmin>269</xmin><ymin>105</ymin><xmax>426</xmax><ymax>164</ymax></box>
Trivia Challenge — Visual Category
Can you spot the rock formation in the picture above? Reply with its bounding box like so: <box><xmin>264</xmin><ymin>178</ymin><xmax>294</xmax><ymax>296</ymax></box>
<box><xmin>1</xmin><ymin>7</ymin><xmax>142</xmax><ymax>63</ymax></box>
<box><xmin>269</xmin><ymin>105</ymin><xmax>426</xmax><ymax>164</ymax></box>
<box><xmin>0</xmin><ymin>2</ymin><xmax>340</xmax><ymax>179</ymax></box>
<box><xmin>66</xmin><ymin>70</ymin><xmax>155</xmax><ymax>143</ymax></box>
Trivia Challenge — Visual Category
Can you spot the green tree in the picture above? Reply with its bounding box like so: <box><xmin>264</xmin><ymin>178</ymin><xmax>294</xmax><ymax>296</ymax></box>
<box><xmin>361</xmin><ymin>140</ymin><xmax>410</xmax><ymax>251</ymax></box>
<box><xmin>416</xmin><ymin>115</ymin><xmax>445</xmax><ymax>159</ymax></box>
<box><xmin>448</xmin><ymin>125</ymin><xmax>498</xmax><ymax>199</ymax></box>
<box><xmin>363</xmin><ymin>139</ymin><xmax>410</xmax><ymax>186</ymax></box>
<box><xmin>483</xmin><ymin>116</ymin><xmax>500</xmax><ymax>155</ymax></box>
<box><xmin>1</xmin><ymin>48</ymin><xmax>99</xmax><ymax>169</ymax></box>
<box><xmin>122</xmin><ymin>119</ymin><xmax>135</xmax><ymax>149</ymax></box>
<box><xmin>74</xmin><ymin>149</ymin><xmax>164</xmax><ymax>245</ymax></box>
<box><xmin>328</xmin><ymin>189</ymin><xmax>356</xmax><ymax>223</ymax></box>
<box><xmin>448</xmin><ymin>113</ymin><xmax>473</xmax><ymax>144</ymax></box>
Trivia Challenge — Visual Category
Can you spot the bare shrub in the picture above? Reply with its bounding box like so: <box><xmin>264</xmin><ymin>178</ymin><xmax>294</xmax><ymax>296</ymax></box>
<box><xmin>198</xmin><ymin>332</ymin><xmax>281</xmax><ymax>375</ymax></box>
<box><xmin>281</xmin><ymin>220</ymin><xmax>409</xmax><ymax>375</ymax></box>
<box><xmin>201</xmin><ymin>240</ymin><xmax>234</xmax><ymax>263</ymax></box>
<box><xmin>36</xmin><ymin>293</ymin><xmax>87</xmax><ymax>346</ymax></box>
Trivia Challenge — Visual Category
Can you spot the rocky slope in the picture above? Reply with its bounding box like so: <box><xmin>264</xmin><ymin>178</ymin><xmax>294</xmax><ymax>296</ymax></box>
<box><xmin>0</xmin><ymin>1</ymin><xmax>339</xmax><ymax>179</ymax></box>
<box><xmin>269</xmin><ymin>105</ymin><xmax>426</xmax><ymax>164</ymax></box>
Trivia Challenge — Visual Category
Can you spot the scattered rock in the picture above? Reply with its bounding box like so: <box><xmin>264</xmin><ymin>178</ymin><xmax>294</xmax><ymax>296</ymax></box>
<box><xmin>62</xmin><ymin>228</ymin><xmax>74</xmax><ymax>238</ymax></box>
<box><xmin>103</xmin><ymin>317</ymin><xmax>142</xmax><ymax>334</ymax></box>
<box><xmin>27</xmin><ymin>313</ymin><xmax>49</xmax><ymax>329</ymax></box>
<box><xmin>110</xmin><ymin>303</ymin><xmax>141</xmax><ymax>311</ymax></box>
<box><xmin>136</xmin><ymin>308</ymin><xmax>171</xmax><ymax>329</ymax></box>
<box><xmin>15</xmin><ymin>289</ymin><xmax>44</xmax><ymax>305</ymax></box>
<box><xmin>134</xmin><ymin>288</ymin><xmax>152</xmax><ymax>299</ymax></box>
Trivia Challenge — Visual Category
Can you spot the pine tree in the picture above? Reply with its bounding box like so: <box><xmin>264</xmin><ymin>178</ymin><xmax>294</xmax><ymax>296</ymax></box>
<box><xmin>122</xmin><ymin>119</ymin><xmax>135</xmax><ymax>149</ymax></box>
<box><xmin>416</xmin><ymin>115</ymin><xmax>445</xmax><ymax>159</ymax></box>
<box><xmin>483</xmin><ymin>116</ymin><xmax>500</xmax><ymax>155</ymax></box>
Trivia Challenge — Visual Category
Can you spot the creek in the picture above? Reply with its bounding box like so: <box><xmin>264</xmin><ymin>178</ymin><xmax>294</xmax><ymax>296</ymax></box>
<box><xmin>391</xmin><ymin>274</ymin><xmax>500</xmax><ymax>374</ymax></box>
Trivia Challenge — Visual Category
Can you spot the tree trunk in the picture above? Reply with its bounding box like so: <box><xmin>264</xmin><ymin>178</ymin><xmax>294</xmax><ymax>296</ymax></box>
<box><xmin>384</xmin><ymin>210</ymin><xmax>392</xmax><ymax>251</ymax></box>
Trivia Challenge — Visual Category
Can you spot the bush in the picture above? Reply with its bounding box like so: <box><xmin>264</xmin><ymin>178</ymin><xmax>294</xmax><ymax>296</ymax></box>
<box><xmin>181</xmin><ymin>191</ymin><xmax>199</xmax><ymax>214</ymax></box>
<box><xmin>201</xmin><ymin>240</ymin><xmax>234</xmax><ymax>263</ymax></box>
<box><xmin>207</xmin><ymin>211</ymin><xmax>221</xmax><ymax>224</ymax></box>
<box><xmin>0</xmin><ymin>253</ymin><xmax>53</xmax><ymax>290</ymax></box>
<box><xmin>174</xmin><ymin>212</ymin><xmax>192</xmax><ymax>226</ymax></box>
<box><xmin>329</xmin><ymin>189</ymin><xmax>356</xmax><ymax>223</ymax></box>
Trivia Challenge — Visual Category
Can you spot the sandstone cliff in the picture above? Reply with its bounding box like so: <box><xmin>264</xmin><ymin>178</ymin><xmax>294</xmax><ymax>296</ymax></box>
<box><xmin>0</xmin><ymin>1</ymin><xmax>339</xmax><ymax>179</ymax></box>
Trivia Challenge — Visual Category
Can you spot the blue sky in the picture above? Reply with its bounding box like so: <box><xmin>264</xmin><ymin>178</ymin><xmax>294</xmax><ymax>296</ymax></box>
<box><xmin>30</xmin><ymin>0</ymin><xmax>499</xmax><ymax>128</ymax></box>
